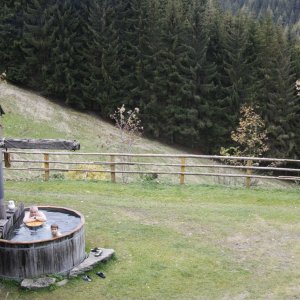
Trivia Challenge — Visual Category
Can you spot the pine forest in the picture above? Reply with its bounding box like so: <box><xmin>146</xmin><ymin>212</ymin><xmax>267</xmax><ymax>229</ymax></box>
<box><xmin>0</xmin><ymin>0</ymin><xmax>299</xmax><ymax>159</ymax></box>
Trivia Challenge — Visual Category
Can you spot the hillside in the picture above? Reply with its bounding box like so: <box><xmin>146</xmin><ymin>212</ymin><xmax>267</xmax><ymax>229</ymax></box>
<box><xmin>0</xmin><ymin>82</ymin><xmax>292</xmax><ymax>188</ymax></box>
<box><xmin>0</xmin><ymin>83</ymin><xmax>194</xmax><ymax>154</ymax></box>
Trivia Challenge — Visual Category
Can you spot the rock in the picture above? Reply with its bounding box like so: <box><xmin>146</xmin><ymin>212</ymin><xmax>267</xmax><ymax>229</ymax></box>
<box><xmin>69</xmin><ymin>248</ymin><xmax>115</xmax><ymax>277</ymax></box>
<box><xmin>21</xmin><ymin>277</ymin><xmax>56</xmax><ymax>289</ymax></box>
<box><xmin>55</xmin><ymin>279</ymin><xmax>69</xmax><ymax>287</ymax></box>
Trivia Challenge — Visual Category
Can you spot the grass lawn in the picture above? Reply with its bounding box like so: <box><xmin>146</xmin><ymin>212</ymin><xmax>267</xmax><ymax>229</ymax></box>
<box><xmin>0</xmin><ymin>180</ymin><xmax>299</xmax><ymax>300</ymax></box>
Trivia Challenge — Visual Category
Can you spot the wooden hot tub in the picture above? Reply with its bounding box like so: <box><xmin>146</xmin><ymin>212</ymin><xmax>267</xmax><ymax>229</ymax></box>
<box><xmin>0</xmin><ymin>206</ymin><xmax>85</xmax><ymax>279</ymax></box>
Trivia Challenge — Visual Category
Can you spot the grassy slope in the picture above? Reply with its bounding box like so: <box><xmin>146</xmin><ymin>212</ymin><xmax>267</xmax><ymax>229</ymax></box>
<box><xmin>0</xmin><ymin>82</ymin><xmax>218</xmax><ymax>185</ymax></box>
<box><xmin>0</xmin><ymin>82</ymin><xmax>293</xmax><ymax>188</ymax></box>
<box><xmin>0</xmin><ymin>181</ymin><xmax>299</xmax><ymax>300</ymax></box>
<box><xmin>0</xmin><ymin>82</ymin><xmax>202</xmax><ymax>154</ymax></box>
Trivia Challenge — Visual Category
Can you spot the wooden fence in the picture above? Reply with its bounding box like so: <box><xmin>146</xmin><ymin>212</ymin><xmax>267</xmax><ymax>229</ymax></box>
<box><xmin>2</xmin><ymin>150</ymin><xmax>300</xmax><ymax>187</ymax></box>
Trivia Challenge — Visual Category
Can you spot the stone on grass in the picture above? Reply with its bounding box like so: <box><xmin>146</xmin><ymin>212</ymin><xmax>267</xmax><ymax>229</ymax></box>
<box><xmin>69</xmin><ymin>248</ymin><xmax>115</xmax><ymax>277</ymax></box>
<box><xmin>21</xmin><ymin>277</ymin><xmax>56</xmax><ymax>289</ymax></box>
<box><xmin>55</xmin><ymin>279</ymin><xmax>69</xmax><ymax>287</ymax></box>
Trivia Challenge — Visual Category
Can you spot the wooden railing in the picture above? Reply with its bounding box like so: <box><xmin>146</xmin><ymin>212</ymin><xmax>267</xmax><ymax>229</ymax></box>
<box><xmin>2</xmin><ymin>150</ymin><xmax>300</xmax><ymax>187</ymax></box>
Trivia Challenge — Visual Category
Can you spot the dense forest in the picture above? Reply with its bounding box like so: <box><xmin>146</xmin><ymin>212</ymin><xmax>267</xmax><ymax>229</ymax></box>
<box><xmin>0</xmin><ymin>0</ymin><xmax>299</xmax><ymax>159</ymax></box>
<box><xmin>220</xmin><ymin>0</ymin><xmax>300</xmax><ymax>34</ymax></box>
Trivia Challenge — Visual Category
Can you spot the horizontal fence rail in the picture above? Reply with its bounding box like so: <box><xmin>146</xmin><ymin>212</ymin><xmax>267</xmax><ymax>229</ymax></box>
<box><xmin>2</xmin><ymin>150</ymin><xmax>300</xmax><ymax>187</ymax></box>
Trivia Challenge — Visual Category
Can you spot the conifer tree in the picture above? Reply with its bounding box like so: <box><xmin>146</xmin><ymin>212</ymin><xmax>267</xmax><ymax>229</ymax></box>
<box><xmin>255</xmin><ymin>17</ymin><xmax>299</xmax><ymax>158</ymax></box>
<box><xmin>189</xmin><ymin>0</ymin><xmax>216</xmax><ymax>150</ymax></box>
<box><xmin>137</xmin><ymin>0</ymin><xmax>162</xmax><ymax>139</ymax></box>
<box><xmin>152</xmin><ymin>0</ymin><xmax>197</xmax><ymax>144</ymax></box>
<box><xmin>242</xmin><ymin>17</ymin><xmax>260</xmax><ymax>105</ymax></box>
<box><xmin>114</xmin><ymin>0</ymin><xmax>145</xmax><ymax>107</ymax></box>
<box><xmin>218</xmin><ymin>12</ymin><xmax>254</xmax><ymax>146</ymax></box>
<box><xmin>81</xmin><ymin>0</ymin><xmax>120</xmax><ymax>114</ymax></box>
<box><xmin>204</xmin><ymin>0</ymin><xmax>230</xmax><ymax>152</ymax></box>
<box><xmin>21</xmin><ymin>0</ymin><xmax>55</xmax><ymax>90</ymax></box>
<box><xmin>130</xmin><ymin>0</ymin><xmax>157</xmax><ymax>112</ymax></box>
<box><xmin>45</xmin><ymin>0</ymin><xmax>91</xmax><ymax>108</ymax></box>
<box><xmin>0</xmin><ymin>1</ymin><xmax>27</xmax><ymax>83</ymax></box>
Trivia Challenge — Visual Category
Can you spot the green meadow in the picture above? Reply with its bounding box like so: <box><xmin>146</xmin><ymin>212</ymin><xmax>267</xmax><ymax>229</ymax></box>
<box><xmin>0</xmin><ymin>180</ymin><xmax>299</xmax><ymax>300</ymax></box>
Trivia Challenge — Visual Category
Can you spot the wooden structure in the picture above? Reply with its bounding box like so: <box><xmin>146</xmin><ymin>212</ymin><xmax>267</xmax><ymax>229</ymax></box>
<box><xmin>0</xmin><ymin>106</ymin><xmax>5</xmax><ymax>218</ymax></box>
<box><xmin>1</xmin><ymin>138</ymin><xmax>80</xmax><ymax>150</ymax></box>
<box><xmin>0</xmin><ymin>206</ymin><xmax>85</xmax><ymax>279</ymax></box>
<box><xmin>0</xmin><ymin>137</ymin><xmax>79</xmax><ymax>219</ymax></box>
<box><xmin>3</xmin><ymin>151</ymin><xmax>300</xmax><ymax>186</ymax></box>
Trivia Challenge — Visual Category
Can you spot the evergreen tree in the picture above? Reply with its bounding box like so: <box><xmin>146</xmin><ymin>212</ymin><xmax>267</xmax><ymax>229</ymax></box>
<box><xmin>0</xmin><ymin>1</ymin><xmax>27</xmax><ymax>83</ymax></box>
<box><xmin>204</xmin><ymin>0</ymin><xmax>229</xmax><ymax>152</ymax></box>
<box><xmin>187</xmin><ymin>0</ymin><xmax>216</xmax><ymax>149</ymax></box>
<box><xmin>138</xmin><ymin>0</ymin><xmax>163</xmax><ymax>139</ymax></box>
<box><xmin>290</xmin><ymin>36</ymin><xmax>300</xmax><ymax>79</ymax></box>
<box><xmin>45</xmin><ymin>0</ymin><xmax>92</xmax><ymax>108</ymax></box>
<box><xmin>255</xmin><ymin>17</ymin><xmax>299</xmax><ymax>158</ymax></box>
<box><xmin>152</xmin><ymin>0</ymin><xmax>196</xmax><ymax>144</ymax></box>
<box><xmin>223</xmin><ymin>14</ymin><xmax>252</xmax><ymax>106</ymax></box>
<box><xmin>114</xmin><ymin>0</ymin><xmax>145</xmax><ymax>107</ymax></box>
<box><xmin>130</xmin><ymin>0</ymin><xmax>157</xmax><ymax>112</ymax></box>
<box><xmin>217</xmin><ymin>12</ymin><xmax>256</xmax><ymax>150</ymax></box>
<box><xmin>81</xmin><ymin>0</ymin><xmax>120</xmax><ymax>115</ymax></box>
<box><xmin>171</xmin><ymin>3</ymin><xmax>199</xmax><ymax>146</ymax></box>
<box><xmin>21</xmin><ymin>0</ymin><xmax>55</xmax><ymax>90</ymax></box>
<box><xmin>242</xmin><ymin>17</ymin><xmax>260</xmax><ymax>105</ymax></box>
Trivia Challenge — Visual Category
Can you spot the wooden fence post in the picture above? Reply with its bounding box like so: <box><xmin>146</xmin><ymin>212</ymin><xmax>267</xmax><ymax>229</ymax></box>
<box><xmin>43</xmin><ymin>153</ymin><xmax>50</xmax><ymax>181</ymax></box>
<box><xmin>110</xmin><ymin>155</ymin><xmax>116</xmax><ymax>183</ymax></box>
<box><xmin>4</xmin><ymin>152</ymin><xmax>11</xmax><ymax>168</ymax></box>
<box><xmin>180</xmin><ymin>157</ymin><xmax>186</xmax><ymax>185</ymax></box>
<box><xmin>245</xmin><ymin>159</ymin><xmax>252</xmax><ymax>188</ymax></box>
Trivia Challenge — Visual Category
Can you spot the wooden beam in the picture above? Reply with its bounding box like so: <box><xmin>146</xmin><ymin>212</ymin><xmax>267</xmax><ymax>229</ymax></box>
<box><xmin>0</xmin><ymin>105</ymin><xmax>4</xmax><ymax>116</ymax></box>
<box><xmin>0</xmin><ymin>149</ymin><xmax>5</xmax><ymax>219</ymax></box>
<box><xmin>0</xmin><ymin>139</ymin><xmax>80</xmax><ymax>151</ymax></box>
<box><xmin>245</xmin><ymin>160</ymin><xmax>252</xmax><ymax>188</ymax></box>
<box><xmin>43</xmin><ymin>153</ymin><xmax>50</xmax><ymax>181</ymax></box>
<box><xmin>180</xmin><ymin>157</ymin><xmax>186</xmax><ymax>184</ymax></box>
<box><xmin>110</xmin><ymin>155</ymin><xmax>116</xmax><ymax>183</ymax></box>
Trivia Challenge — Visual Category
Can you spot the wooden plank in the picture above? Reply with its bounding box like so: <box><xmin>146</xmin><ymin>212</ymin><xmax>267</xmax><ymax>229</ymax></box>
<box><xmin>3</xmin><ymin>157</ymin><xmax>300</xmax><ymax>173</ymax></box>
<box><xmin>2</xmin><ymin>150</ymin><xmax>300</xmax><ymax>183</ymax></box>
<box><xmin>4</xmin><ymin>158</ymin><xmax>300</xmax><ymax>173</ymax></box>
<box><xmin>110</xmin><ymin>155</ymin><xmax>116</xmax><ymax>183</ymax></box>
<box><xmin>180</xmin><ymin>157</ymin><xmax>186</xmax><ymax>184</ymax></box>
<box><xmin>4</xmin><ymin>152</ymin><xmax>11</xmax><ymax>168</ymax></box>
<box><xmin>1</xmin><ymin>139</ymin><xmax>80</xmax><ymax>150</ymax></box>
<box><xmin>4</xmin><ymin>166</ymin><xmax>300</xmax><ymax>181</ymax></box>
<box><xmin>4</xmin><ymin>150</ymin><xmax>300</xmax><ymax>163</ymax></box>
<box><xmin>0</xmin><ymin>219</ymin><xmax>7</xmax><ymax>238</ymax></box>
<box><xmin>3</xmin><ymin>204</ymin><xmax>24</xmax><ymax>239</ymax></box>
<box><xmin>1</xmin><ymin>214</ymin><xmax>13</xmax><ymax>238</ymax></box>
<box><xmin>0</xmin><ymin>105</ymin><xmax>5</xmax><ymax>116</ymax></box>
<box><xmin>245</xmin><ymin>160</ymin><xmax>253</xmax><ymax>188</ymax></box>
<box><xmin>43</xmin><ymin>153</ymin><xmax>50</xmax><ymax>181</ymax></box>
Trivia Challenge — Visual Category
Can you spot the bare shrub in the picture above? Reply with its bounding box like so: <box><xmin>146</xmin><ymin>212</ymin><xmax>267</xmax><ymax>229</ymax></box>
<box><xmin>110</xmin><ymin>104</ymin><xmax>143</xmax><ymax>183</ymax></box>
